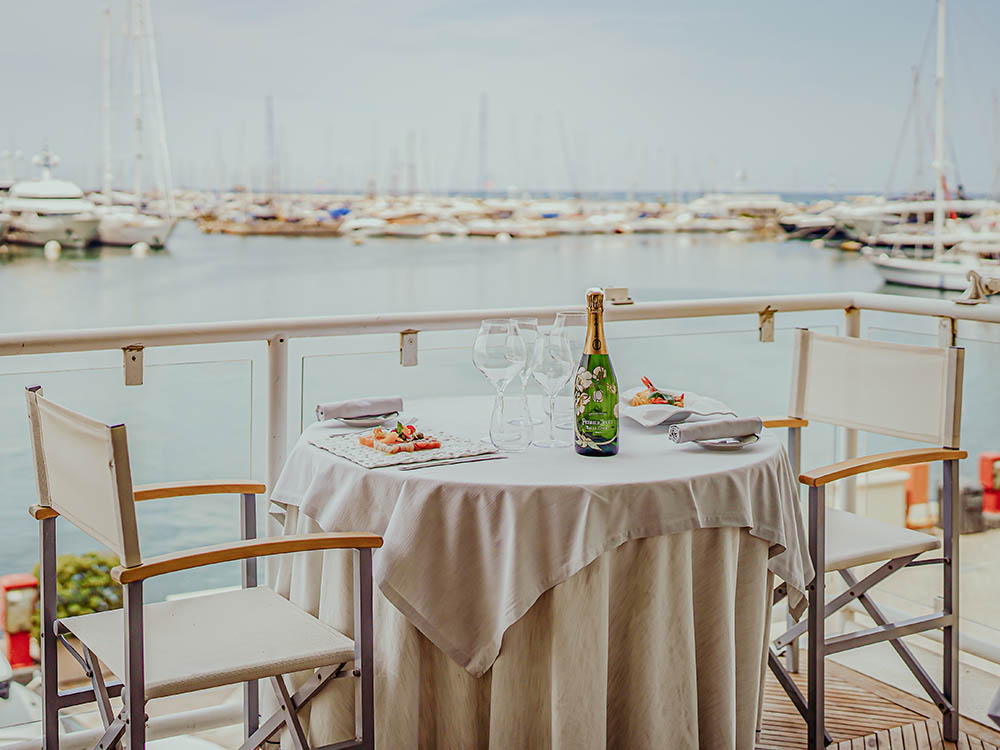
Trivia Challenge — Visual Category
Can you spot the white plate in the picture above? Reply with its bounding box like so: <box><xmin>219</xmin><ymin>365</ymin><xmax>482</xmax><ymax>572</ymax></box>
<box><xmin>622</xmin><ymin>387</ymin><xmax>734</xmax><ymax>427</ymax></box>
<box><xmin>335</xmin><ymin>411</ymin><xmax>400</xmax><ymax>428</ymax></box>
<box><xmin>694</xmin><ymin>434</ymin><xmax>759</xmax><ymax>451</ymax></box>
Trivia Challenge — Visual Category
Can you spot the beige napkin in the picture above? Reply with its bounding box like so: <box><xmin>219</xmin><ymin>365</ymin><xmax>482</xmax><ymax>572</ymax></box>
<box><xmin>668</xmin><ymin>417</ymin><xmax>762</xmax><ymax>443</ymax></box>
<box><xmin>316</xmin><ymin>395</ymin><xmax>403</xmax><ymax>421</ymax></box>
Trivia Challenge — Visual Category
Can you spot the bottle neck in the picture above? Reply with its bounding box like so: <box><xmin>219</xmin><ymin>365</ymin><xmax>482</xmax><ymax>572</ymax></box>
<box><xmin>584</xmin><ymin>306</ymin><xmax>608</xmax><ymax>355</ymax></box>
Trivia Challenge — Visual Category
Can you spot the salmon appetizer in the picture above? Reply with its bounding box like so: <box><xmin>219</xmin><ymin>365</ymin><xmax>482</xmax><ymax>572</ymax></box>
<box><xmin>359</xmin><ymin>423</ymin><xmax>441</xmax><ymax>454</ymax></box>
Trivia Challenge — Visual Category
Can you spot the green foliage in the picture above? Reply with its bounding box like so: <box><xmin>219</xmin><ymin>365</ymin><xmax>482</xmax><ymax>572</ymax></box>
<box><xmin>31</xmin><ymin>552</ymin><xmax>122</xmax><ymax>641</ymax></box>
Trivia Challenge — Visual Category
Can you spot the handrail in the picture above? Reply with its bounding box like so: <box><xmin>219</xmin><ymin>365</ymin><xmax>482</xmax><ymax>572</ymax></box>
<box><xmin>1</xmin><ymin>292</ymin><xmax>997</xmax><ymax>356</ymax></box>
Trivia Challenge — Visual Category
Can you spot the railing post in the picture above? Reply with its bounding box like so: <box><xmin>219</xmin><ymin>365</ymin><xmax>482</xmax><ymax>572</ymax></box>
<box><xmin>841</xmin><ymin>307</ymin><xmax>860</xmax><ymax>514</ymax></box>
<box><xmin>267</xmin><ymin>335</ymin><xmax>289</xmax><ymax>493</ymax></box>
<box><xmin>937</xmin><ymin>316</ymin><xmax>957</xmax><ymax>347</ymax></box>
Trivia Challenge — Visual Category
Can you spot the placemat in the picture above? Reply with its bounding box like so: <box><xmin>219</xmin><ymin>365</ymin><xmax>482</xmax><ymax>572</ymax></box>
<box><xmin>309</xmin><ymin>429</ymin><xmax>497</xmax><ymax>469</ymax></box>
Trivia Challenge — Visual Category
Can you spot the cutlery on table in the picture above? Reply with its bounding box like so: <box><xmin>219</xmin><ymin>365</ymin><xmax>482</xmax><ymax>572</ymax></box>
<box><xmin>396</xmin><ymin>454</ymin><xmax>508</xmax><ymax>471</ymax></box>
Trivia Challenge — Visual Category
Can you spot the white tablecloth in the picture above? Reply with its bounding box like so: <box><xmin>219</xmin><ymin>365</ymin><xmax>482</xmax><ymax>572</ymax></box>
<box><xmin>270</xmin><ymin>395</ymin><xmax>811</xmax><ymax>677</ymax></box>
<box><xmin>271</xmin><ymin>509</ymin><xmax>773</xmax><ymax>749</ymax></box>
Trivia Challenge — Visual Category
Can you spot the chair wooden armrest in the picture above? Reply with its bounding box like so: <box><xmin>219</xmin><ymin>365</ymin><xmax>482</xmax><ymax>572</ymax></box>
<box><xmin>761</xmin><ymin>417</ymin><xmax>809</xmax><ymax>429</ymax></box>
<box><xmin>799</xmin><ymin>447</ymin><xmax>966</xmax><ymax>487</ymax></box>
<box><xmin>133</xmin><ymin>480</ymin><xmax>266</xmax><ymax>501</ymax></box>
<box><xmin>29</xmin><ymin>480</ymin><xmax>267</xmax><ymax>520</ymax></box>
<box><xmin>112</xmin><ymin>532</ymin><xmax>383</xmax><ymax>584</ymax></box>
<box><xmin>29</xmin><ymin>504</ymin><xmax>59</xmax><ymax>520</ymax></box>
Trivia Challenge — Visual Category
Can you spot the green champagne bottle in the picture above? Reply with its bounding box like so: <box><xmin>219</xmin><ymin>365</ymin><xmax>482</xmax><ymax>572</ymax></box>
<box><xmin>574</xmin><ymin>288</ymin><xmax>619</xmax><ymax>456</ymax></box>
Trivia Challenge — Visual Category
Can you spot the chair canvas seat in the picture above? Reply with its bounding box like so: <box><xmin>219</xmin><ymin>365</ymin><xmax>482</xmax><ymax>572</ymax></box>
<box><xmin>824</xmin><ymin>507</ymin><xmax>940</xmax><ymax>572</ymax></box>
<box><xmin>60</xmin><ymin>586</ymin><xmax>355</xmax><ymax>699</ymax></box>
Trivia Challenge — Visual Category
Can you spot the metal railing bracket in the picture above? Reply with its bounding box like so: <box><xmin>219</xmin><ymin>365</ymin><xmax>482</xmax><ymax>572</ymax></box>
<box><xmin>123</xmin><ymin>346</ymin><xmax>143</xmax><ymax>386</ymax></box>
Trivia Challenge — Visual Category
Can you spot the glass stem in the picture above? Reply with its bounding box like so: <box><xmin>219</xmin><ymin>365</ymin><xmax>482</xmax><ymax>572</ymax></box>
<box><xmin>494</xmin><ymin>389</ymin><xmax>505</xmax><ymax>436</ymax></box>
<box><xmin>547</xmin><ymin>394</ymin><xmax>557</xmax><ymax>442</ymax></box>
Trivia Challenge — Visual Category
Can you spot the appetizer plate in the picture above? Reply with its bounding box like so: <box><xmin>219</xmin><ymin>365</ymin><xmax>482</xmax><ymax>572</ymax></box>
<box><xmin>335</xmin><ymin>411</ymin><xmax>400</xmax><ymax>427</ymax></box>
<box><xmin>694</xmin><ymin>434</ymin><xmax>759</xmax><ymax>452</ymax></box>
<box><xmin>622</xmin><ymin>387</ymin><xmax>734</xmax><ymax>428</ymax></box>
<box><xmin>310</xmin><ymin>428</ymin><xmax>496</xmax><ymax>469</ymax></box>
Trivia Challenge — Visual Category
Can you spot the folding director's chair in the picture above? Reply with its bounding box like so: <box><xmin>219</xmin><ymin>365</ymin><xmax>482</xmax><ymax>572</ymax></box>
<box><xmin>26</xmin><ymin>385</ymin><xmax>382</xmax><ymax>750</ymax></box>
<box><xmin>763</xmin><ymin>330</ymin><xmax>965</xmax><ymax>748</ymax></box>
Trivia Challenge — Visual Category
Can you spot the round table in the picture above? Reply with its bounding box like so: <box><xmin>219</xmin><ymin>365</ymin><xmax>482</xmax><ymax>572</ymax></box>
<box><xmin>269</xmin><ymin>395</ymin><xmax>810</xmax><ymax>749</ymax></box>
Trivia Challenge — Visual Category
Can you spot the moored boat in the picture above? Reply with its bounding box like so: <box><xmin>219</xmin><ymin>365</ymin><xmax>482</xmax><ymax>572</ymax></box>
<box><xmin>4</xmin><ymin>149</ymin><xmax>99</xmax><ymax>248</ymax></box>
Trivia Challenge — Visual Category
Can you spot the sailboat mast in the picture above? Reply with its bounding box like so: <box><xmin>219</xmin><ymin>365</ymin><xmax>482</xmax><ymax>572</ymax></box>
<box><xmin>102</xmin><ymin>5</ymin><xmax>112</xmax><ymax>205</ymax></box>
<box><xmin>933</xmin><ymin>0</ymin><xmax>946</xmax><ymax>253</ymax></box>
<box><xmin>131</xmin><ymin>0</ymin><xmax>143</xmax><ymax>209</ymax></box>
<box><xmin>142</xmin><ymin>0</ymin><xmax>176</xmax><ymax>218</ymax></box>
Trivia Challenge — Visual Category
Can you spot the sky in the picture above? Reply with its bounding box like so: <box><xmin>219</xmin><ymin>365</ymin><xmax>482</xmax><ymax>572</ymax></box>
<box><xmin>3</xmin><ymin>0</ymin><xmax>1000</xmax><ymax>195</ymax></box>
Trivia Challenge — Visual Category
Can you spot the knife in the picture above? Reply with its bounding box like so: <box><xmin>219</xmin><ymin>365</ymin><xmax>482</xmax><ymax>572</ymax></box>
<box><xmin>396</xmin><ymin>454</ymin><xmax>507</xmax><ymax>471</ymax></box>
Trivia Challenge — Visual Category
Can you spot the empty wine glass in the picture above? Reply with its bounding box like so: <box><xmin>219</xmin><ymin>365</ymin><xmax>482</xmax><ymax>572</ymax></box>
<box><xmin>532</xmin><ymin>329</ymin><xmax>575</xmax><ymax>448</ymax></box>
<box><xmin>473</xmin><ymin>319</ymin><xmax>529</xmax><ymax>451</ymax></box>
<box><xmin>511</xmin><ymin>317</ymin><xmax>543</xmax><ymax>425</ymax></box>
<box><xmin>550</xmin><ymin>311</ymin><xmax>587</xmax><ymax>429</ymax></box>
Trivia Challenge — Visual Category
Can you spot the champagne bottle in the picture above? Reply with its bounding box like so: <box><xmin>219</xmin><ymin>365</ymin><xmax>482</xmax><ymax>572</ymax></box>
<box><xmin>574</xmin><ymin>287</ymin><xmax>619</xmax><ymax>456</ymax></box>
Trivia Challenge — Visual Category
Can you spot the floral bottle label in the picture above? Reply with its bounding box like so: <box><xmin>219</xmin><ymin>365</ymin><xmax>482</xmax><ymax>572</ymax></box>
<box><xmin>574</xmin><ymin>355</ymin><xmax>619</xmax><ymax>453</ymax></box>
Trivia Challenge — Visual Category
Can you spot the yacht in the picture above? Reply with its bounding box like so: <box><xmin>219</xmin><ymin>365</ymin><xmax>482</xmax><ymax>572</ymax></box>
<box><xmin>4</xmin><ymin>149</ymin><xmax>99</xmax><ymax>248</ymax></box>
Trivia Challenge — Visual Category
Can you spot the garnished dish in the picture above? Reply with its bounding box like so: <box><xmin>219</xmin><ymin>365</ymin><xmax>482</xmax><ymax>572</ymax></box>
<box><xmin>629</xmin><ymin>376</ymin><xmax>684</xmax><ymax>407</ymax></box>
<box><xmin>359</xmin><ymin>422</ymin><xmax>441</xmax><ymax>454</ymax></box>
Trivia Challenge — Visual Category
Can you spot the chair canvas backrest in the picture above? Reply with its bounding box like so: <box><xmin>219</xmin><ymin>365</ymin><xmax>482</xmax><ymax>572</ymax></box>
<box><xmin>25</xmin><ymin>387</ymin><xmax>141</xmax><ymax>568</ymax></box>
<box><xmin>789</xmin><ymin>330</ymin><xmax>963</xmax><ymax>449</ymax></box>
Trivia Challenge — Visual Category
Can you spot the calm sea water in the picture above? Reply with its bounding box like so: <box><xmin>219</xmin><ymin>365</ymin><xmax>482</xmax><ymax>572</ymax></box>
<box><xmin>1</xmin><ymin>221</ymin><xmax>994</xmax><ymax>600</ymax></box>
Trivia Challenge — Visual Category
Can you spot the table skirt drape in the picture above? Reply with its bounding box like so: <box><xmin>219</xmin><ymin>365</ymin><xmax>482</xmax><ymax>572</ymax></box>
<box><xmin>270</xmin><ymin>506</ymin><xmax>772</xmax><ymax>750</ymax></box>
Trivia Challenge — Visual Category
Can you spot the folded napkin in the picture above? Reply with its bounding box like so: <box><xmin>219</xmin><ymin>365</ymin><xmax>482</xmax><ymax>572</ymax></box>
<box><xmin>668</xmin><ymin>416</ymin><xmax>763</xmax><ymax>444</ymax></box>
<box><xmin>316</xmin><ymin>395</ymin><xmax>403</xmax><ymax>422</ymax></box>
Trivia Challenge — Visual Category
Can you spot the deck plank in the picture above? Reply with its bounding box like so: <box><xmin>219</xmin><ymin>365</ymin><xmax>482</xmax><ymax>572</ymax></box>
<box><xmin>756</xmin><ymin>665</ymin><xmax>994</xmax><ymax>750</ymax></box>
<box><xmin>915</xmin><ymin>722</ymin><xmax>932</xmax><ymax>750</ymax></box>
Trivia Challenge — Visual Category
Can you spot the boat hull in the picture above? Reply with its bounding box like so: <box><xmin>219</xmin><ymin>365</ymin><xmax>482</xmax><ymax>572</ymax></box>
<box><xmin>5</xmin><ymin>214</ymin><xmax>100</xmax><ymax>248</ymax></box>
<box><xmin>97</xmin><ymin>215</ymin><xmax>177</xmax><ymax>247</ymax></box>
<box><xmin>869</xmin><ymin>254</ymin><xmax>977</xmax><ymax>291</ymax></box>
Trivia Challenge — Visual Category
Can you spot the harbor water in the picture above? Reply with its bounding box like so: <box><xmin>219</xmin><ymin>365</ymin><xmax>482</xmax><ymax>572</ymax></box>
<box><xmin>1</xmin><ymin>221</ymin><xmax>996</xmax><ymax>603</ymax></box>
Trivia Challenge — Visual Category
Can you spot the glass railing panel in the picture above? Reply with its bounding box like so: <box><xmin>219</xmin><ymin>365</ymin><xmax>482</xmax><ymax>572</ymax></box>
<box><xmin>298</xmin><ymin>324</ymin><xmax>842</xmax><ymax>472</ymax></box>
<box><xmin>0</xmin><ymin>356</ymin><xmax>254</xmax><ymax>604</ymax></box>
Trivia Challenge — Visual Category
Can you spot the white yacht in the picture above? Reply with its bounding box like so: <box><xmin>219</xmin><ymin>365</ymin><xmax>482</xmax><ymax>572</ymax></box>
<box><xmin>4</xmin><ymin>150</ymin><xmax>99</xmax><ymax>248</ymax></box>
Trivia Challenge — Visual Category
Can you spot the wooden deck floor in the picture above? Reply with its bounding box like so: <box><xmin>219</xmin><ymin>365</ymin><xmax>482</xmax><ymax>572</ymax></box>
<box><xmin>758</xmin><ymin>658</ymin><xmax>1000</xmax><ymax>749</ymax></box>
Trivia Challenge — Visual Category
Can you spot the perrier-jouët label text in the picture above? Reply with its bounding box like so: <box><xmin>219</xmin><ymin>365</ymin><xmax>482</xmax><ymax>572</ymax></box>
<box><xmin>574</xmin><ymin>287</ymin><xmax>619</xmax><ymax>456</ymax></box>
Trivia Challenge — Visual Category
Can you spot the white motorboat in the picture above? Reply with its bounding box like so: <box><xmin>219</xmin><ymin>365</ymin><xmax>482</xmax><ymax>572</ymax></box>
<box><xmin>778</xmin><ymin>212</ymin><xmax>838</xmax><ymax>238</ymax></box>
<box><xmin>838</xmin><ymin>199</ymin><xmax>1000</xmax><ymax>242</ymax></box>
<box><xmin>4</xmin><ymin>149</ymin><xmax>100</xmax><ymax>248</ymax></box>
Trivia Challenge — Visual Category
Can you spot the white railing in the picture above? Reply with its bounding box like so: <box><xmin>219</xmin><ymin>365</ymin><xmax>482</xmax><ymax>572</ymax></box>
<box><xmin>3</xmin><ymin>290</ymin><xmax>998</xmax><ymax>490</ymax></box>
<box><xmin>1</xmin><ymin>290</ymin><xmax>998</xmax><ymax>748</ymax></box>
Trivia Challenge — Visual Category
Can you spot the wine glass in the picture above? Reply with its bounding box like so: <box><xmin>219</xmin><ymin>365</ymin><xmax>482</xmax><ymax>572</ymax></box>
<box><xmin>549</xmin><ymin>311</ymin><xmax>587</xmax><ymax>428</ymax></box>
<box><xmin>473</xmin><ymin>319</ymin><xmax>530</xmax><ymax>451</ymax></box>
<box><xmin>532</xmin><ymin>329</ymin><xmax>575</xmax><ymax>447</ymax></box>
<box><xmin>511</xmin><ymin>317</ymin><xmax>543</xmax><ymax>425</ymax></box>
